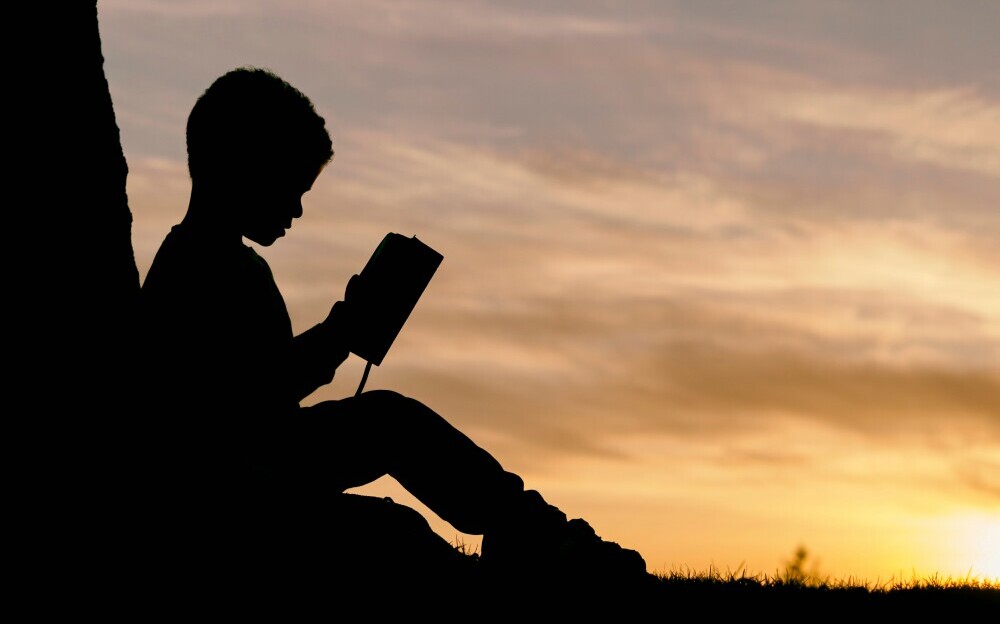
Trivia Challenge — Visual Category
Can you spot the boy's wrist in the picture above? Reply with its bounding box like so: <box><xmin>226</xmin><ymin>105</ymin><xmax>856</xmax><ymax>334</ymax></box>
<box><xmin>321</xmin><ymin>304</ymin><xmax>352</xmax><ymax>350</ymax></box>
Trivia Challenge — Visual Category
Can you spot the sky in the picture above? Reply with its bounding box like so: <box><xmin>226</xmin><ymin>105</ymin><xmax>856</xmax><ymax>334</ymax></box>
<box><xmin>100</xmin><ymin>0</ymin><xmax>999</xmax><ymax>582</ymax></box>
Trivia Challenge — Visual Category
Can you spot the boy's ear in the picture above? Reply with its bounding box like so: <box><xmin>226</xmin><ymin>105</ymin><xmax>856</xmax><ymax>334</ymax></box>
<box><xmin>210</xmin><ymin>165</ymin><xmax>254</xmax><ymax>191</ymax></box>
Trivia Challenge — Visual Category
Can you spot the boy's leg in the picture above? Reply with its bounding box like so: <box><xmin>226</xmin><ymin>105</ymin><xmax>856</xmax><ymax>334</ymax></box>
<box><xmin>261</xmin><ymin>389</ymin><xmax>648</xmax><ymax>587</ymax></box>
<box><xmin>276</xmin><ymin>389</ymin><xmax>529</xmax><ymax>535</ymax></box>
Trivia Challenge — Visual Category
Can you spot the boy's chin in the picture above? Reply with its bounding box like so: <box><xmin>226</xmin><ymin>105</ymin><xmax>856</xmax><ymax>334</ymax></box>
<box><xmin>244</xmin><ymin>230</ymin><xmax>283</xmax><ymax>246</ymax></box>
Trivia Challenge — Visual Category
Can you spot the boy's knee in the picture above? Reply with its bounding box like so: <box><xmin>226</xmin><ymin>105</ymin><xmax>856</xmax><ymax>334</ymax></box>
<box><xmin>356</xmin><ymin>390</ymin><xmax>430</xmax><ymax>425</ymax></box>
<box><xmin>358</xmin><ymin>390</ymin><xmax>444</xmax><ymax>435</ymax></box>
<box><xmin>357</xmin><ymin>389</ymin><xmax>409</xmax><ymax>411</ymax></box>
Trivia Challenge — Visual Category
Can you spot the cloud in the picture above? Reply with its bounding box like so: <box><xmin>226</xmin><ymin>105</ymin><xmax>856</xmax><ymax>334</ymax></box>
<box><xmin>102</xmin><ymin>0</ymin><xmax>254</xmax><ymax>18</ymax></box>
<box><xmin>954</xmin><ymin>455</ymin><xmax>1000</xmax><ymax>502</ymax></box>
<box><xmin>772</xmin><ymin>88</ymin><xmax>1000</xmax><ymax>178</ymax></box>
<box><xmin>309</xmin><ymin>271</ymin><xmax>1000</xmax><ymax>462</ymax></box>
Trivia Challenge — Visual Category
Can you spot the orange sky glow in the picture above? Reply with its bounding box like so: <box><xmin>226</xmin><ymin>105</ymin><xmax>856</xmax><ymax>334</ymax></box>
<box><xmin>102</xmin><ymin>0</ymin><xmax>999</xmax><ymax>582</ymax></box>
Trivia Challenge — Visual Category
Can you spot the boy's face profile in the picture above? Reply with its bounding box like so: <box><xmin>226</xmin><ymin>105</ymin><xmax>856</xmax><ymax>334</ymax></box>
<box><xmin>186</xmin><ymin>69</ymin><xmax>333</xmax><ymax>246</ymax></box>
<box><xmin>234</xmin><ymin>159</ymin><xmax>324</xmax><ymax>247</ymax></box>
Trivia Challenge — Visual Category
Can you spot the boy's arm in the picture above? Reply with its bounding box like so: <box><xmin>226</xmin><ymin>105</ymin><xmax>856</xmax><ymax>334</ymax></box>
<box><xmin>282</xmin><ymin>275</ymin><xmax>364</xmax><ymax>403</ymax></box>
<box><xmin>285</xmin><ymin>301</ymin><xmax>351</xmax><ymax>403</ymax></box>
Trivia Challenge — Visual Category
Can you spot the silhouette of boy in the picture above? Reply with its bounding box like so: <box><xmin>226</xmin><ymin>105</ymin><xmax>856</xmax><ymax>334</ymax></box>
<box><xmin>138</xmin><ymin>67</ymin><xmax>645</xmax><ymax>590</ymax></box>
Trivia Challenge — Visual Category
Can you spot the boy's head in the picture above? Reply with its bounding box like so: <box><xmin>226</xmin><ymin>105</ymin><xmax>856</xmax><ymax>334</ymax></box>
<box><xmin>187</xmin><ymin>67</ymin><xmax>333</xmax><ymax>185</ymax></box>
<box><xmin>186</xmin><ymin>67</ymin><xmax>333</xmax><ymax>245</ymax></box>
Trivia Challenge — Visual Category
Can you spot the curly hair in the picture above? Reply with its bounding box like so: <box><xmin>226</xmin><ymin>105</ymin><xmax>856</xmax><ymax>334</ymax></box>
<box><xmin>186</xmin><ymin>67</ymin><xmax>333</xmax><ymax>183</ymax></box>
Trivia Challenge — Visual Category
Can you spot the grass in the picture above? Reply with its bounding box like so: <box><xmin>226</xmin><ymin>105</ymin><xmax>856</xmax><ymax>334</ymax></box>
<box><xmin>447</xmin><ymin>539</ymin><xmax>999</xmax><ymax>614</ymax></box>
<box><xmin>654</xmin><ymin>561</ymin><xmax>1000</xmax><ymax>591</ymax></box>
<box><xmin>654</xmin><ymin>546</ymin><xmax>1000</xmax><ymax>592</ymax></box>
<box><xmin>630</xmin><ymin>563</ymin><xmax>1000</xmax><ymax>615</ymax></box>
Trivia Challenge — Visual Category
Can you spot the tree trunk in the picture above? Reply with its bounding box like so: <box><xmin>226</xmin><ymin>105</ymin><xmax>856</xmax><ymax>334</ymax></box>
<box><xmin>15</xmin><ymin>1</ymin><xmax>139</xmax><ymax>600</ymax></box>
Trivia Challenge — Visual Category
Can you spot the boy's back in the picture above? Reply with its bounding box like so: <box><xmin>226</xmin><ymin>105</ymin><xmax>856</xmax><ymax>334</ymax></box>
<box><xmin>140</xmin><ymin>222</ymin><xmax>297</xmax><ymax>420</ymax></box>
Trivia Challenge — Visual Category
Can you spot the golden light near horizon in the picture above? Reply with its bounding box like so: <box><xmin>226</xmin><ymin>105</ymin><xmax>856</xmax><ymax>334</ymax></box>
<box><xmin>104</xmin><ymin>0</ymin><xmax>999</xmax><ymax>583</ymax></box>
<box><xmin>939</xmin><ymin>513</ymin><xmax>1000</xmax><ymax>583</ymax></box>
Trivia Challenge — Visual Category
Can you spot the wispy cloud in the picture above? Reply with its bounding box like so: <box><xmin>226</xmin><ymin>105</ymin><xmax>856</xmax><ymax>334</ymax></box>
<box><xmin>773</xmin><ymin>88</ymin><xmax>1000</xmax><ymax>177</ymax></box>
<box><xmin>103</xmin><ymin>0</ymin><xmax>254</xmax><ymax>18</ymax></box>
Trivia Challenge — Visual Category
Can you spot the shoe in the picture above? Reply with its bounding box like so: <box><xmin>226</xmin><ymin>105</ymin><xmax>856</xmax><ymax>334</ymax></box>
<box><xmin>480</xmin><ymin>490</ymin><xmax>649</xmax><ymax>590</ymax></box>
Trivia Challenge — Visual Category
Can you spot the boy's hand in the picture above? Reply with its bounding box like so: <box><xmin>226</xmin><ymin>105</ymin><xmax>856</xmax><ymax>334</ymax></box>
<box><xmin>323</xmin><ymin>274</ymin><xmax>366</xmax><ymax>353</ymax></box>
<box><xmin>338</xmin><ymin>273</ymin><xmax>371</xmax><ymax>328</ymax></box>
<box><xmin>325</xmin><ymin>300</ymin><xmax>351</xmax><ymax>336</ymax></box>
<box><xmin>322</xmin><ymin>301</ymin><xmax>351</xmax><ymax>369</ymax></box>
<box><xmin>344</xmin><ymin>273</ymin><xmax>367</xmax><ymax>308</ymax></box>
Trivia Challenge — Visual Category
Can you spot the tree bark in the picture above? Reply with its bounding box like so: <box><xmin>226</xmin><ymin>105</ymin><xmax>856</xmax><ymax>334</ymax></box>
<box><xmin>14</xmin><ymin>1</ymin><xmax>139</xmax><ymax>600</ymax></box>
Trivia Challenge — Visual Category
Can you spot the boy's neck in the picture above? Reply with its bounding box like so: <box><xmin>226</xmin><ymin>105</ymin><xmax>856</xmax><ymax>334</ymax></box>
<box><xmin>182</xmin><ymin>184</ymin><xmax>244</xmax><ymax>245</ymax></box>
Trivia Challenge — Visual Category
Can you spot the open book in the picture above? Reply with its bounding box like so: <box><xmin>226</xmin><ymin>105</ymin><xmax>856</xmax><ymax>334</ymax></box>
<box><xmin>348</xmin><ymin>233</ymin><xmax>443</xmax><ymax>366</ymax></box>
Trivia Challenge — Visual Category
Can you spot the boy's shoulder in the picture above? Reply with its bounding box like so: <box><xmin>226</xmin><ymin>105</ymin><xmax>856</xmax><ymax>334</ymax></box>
<box><xmin>142</xmin><ymin>225</ymin><xmax>269</xmax><ymax>298</ymax></box>
<box><xmin>149</xmin><ymin>225</ymin><xmax>262</xmax><ymax>270</ymax></box>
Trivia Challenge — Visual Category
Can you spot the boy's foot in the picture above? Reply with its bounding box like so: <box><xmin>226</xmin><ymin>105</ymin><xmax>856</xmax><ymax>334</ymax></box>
<box><xmin>480</xmin><ymin>490</ymin><xmax>649</xmax><ymax>589</ymax></box>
